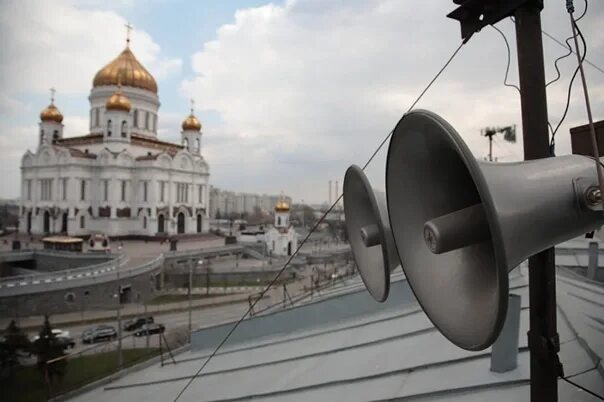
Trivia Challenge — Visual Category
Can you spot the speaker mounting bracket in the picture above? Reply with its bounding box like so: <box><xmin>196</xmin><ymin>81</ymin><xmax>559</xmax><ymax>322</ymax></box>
<box><xmin>573</xmin><ymin>177</ymin><xmax>604</xmax><ymax>211</ymax></box>
<box><xmin>447</xmin><ymin>0</ymin><xmax>543</xmax><ymax>41</ymax></box>
<box><xmin>527</xmin><ymin>330</ymin><xmax>564</xmax><ymax>378</ymax></box>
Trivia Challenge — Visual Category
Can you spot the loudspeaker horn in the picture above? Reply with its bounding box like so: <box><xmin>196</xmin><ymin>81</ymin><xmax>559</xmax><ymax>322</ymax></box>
<box><xmin>344</xmin><ymin>165</ymin><xmax>400</xmax><ymax>302</ymax></box>
<box><xmin>386</xmin><ymin>109</ymin><xmax>604</xmax><ymax>351</ymax></box>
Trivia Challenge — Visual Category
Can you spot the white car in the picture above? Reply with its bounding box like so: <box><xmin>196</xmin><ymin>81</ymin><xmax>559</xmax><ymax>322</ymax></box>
<box><xmin>32</xmin><ymin>328</ymin><xmax>69</xmax><ymax>341</ymax></box>
<box><xmin>32</xmin><ymin>328</ymin><xmax>75</xmax><ymax>349</ymax></box>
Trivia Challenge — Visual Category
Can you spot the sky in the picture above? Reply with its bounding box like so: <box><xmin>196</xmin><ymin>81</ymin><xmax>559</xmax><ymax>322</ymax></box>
<box><xmin>0</xmin><ymin>0</ymin><xmax>603</xmax><ymax>204</ymax></box>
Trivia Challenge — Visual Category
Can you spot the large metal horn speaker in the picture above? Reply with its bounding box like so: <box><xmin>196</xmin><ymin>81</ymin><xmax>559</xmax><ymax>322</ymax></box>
<box><xmin>386</xmin><ymin>109</ymin><xmax>604</xmax><ymax>351</ymax></box>
<box><xmin>344</xmin><ymin>165</ymin><xmax>399</xmax><ymax>302</ymax></box>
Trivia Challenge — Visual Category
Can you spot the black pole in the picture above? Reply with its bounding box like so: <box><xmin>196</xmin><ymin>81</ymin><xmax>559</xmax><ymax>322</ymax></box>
<box><xmin>489</xmin><ymin>134</ymin><xmax>493</xmax><ymax>162</ymax></box>
<box><xmin>515</xmin><ymin>4</ymin><xmax>561</xmax><ymax>402</ymax></box>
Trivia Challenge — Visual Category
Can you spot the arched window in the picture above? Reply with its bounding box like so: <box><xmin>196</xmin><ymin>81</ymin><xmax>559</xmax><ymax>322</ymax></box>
<box><xmin>195</xmin><ymin>138</ymin><xmax>200</xmax><ymax>152</ymax></box>
<box><xmin>53</xmin><ymin>130</ymin><xmax>59</xmax><ymax>142</ymax></box>
<box><xmin>95</xmin><ymin>109</ymin><xmax>100</xmax><ymax>127</ymax></box>
<box><xmin>107</xmin><ymin>119</ymin><xmax>112</xmax><ymax>137</ymax></box>
<box><xmin>145</xmin><ymin>112</ymin><xmax>149</xmax><ymax>130</ymax></box>
<box><xmin>133</xmin><ymin>110</ymin><xmax>138</xmax><ymax>128</ymax></box>
<box><xmin>64</xmin><ymin>293</ymin><xmax>76</xmax><ymax>303</ymax></box>
<box><xmin>40</xmin><ymin>129</ymin><xmax>45</xmax><ymax>143</ymax></box>
<box><xmin>183</xmin><ymin>137</ymin><xmax>189</xmax><ymax>148</ymax></box>
<box><xmin>80</xmin><ymin>215</ymin><xmax>85</xmax><ymax>229</ymax></box>
<box><xmin>121</xmin><ymin>121</ymin><xmax>128</xmax><ymax>138</ymax></box>
<box><xmin>143</xmin><ymin>216</ymin><xmax>147</xmax><ymax>229</ymax></box>
<box><xmin>277</xmin><ymin>216</ymin><xmax>281</xmax><ymax>226</ymax></box>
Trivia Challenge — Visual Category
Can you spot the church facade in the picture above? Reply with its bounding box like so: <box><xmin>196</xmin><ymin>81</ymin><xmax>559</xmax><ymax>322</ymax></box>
<box><xmin>19</xmin><ymin>40</ymin><xmax>210</xmax><ymax>237</ymax></box>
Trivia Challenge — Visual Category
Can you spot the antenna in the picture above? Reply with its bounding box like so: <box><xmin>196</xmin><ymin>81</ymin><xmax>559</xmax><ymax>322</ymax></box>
<box><xmin>482</xmin><ymin>125</ymin><xmax>516</xmax><ymax>162</ymax></box>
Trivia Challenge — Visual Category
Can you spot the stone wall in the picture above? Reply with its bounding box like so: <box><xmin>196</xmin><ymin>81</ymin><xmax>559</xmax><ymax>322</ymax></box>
<box><xmin>0</xmin><ymin>270</ymin><xmax>158</xmax><ymax>317</ymax></box>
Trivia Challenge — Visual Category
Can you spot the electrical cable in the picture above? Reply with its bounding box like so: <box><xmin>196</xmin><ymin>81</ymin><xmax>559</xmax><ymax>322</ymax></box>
<box><xmin>542</xmin><ymin>30</ymin><xmax>604</xmax><ymax>75</ymax></box>
<box><xmin>499</xmin><ymin>15</ymin><xmax>585</xmax><ymax>156</ymax></box>
<box><xmin>545</xmin><ymin>35</ymin><xmax>574</xmax><ymax>88</ymax></box>
<box><xmin>560</xmin><ymin>375</ymin><xmax>604</xmax><ymax>401</ymax></box>
<box><xmin>171</xmin><ymin>39</ymin><xmax>467</xmax><ymax>402</ymax></box>
<box><xmin>550</xmin><ymin>18</ymin><xmax>586</xmax><ymax>140</ymax></box>
<box><xmin>567</xmin><ymin>0</ymin><xmax>604</xmax><ymax>217</ymax></box>
<box><xmin>491</xmin><ymin>25</ymin><xmax>521</xmax><ymax>95</ymax></box>
<box><xmin>545</xmin><ymin>0</ymin><xmax>588</xmax><ymax>88</ymax></box>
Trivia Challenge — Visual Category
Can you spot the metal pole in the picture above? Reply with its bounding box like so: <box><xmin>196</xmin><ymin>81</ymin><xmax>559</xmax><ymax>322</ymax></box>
<box><xmin>206</xmin><ymin>263</ymin><xmax>210</xmax><ymax>295</ymax></box>
<box><xmin>144</xmin><ymin>300</ymin><xmax>149</xmax><ymax>348</ymax></box>
<box><xmin>489</xmin><ymin>134</ymin><xmax>493</xmax><ymax>162</ymax></box>
<box><xmin>515</xmin><ymin>4</ymin><xmax>560</xmax><ymax>401</ymax></box>
<box><xmin>188</xmin><ymin>262</ymin><xmax>193</xmax><ymax>343</ymax></box>
<box><xmin>116</xmin><ymin>254</ymin><xmax>123</xmax><ymax>369</ymax></box>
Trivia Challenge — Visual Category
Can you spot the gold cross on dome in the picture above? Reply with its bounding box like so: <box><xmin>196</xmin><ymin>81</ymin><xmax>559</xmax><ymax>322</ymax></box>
<box><xmin>190</xmin><ymin>98</ymin><xmax>195</xmax><ymax>114</ymax></box>
<box><xmin>49</xmin><ymin>87</ymin><xmax>56</xmax><ymax>104</ymax></box>
<box><xmin>125</xmin><ymin>22</ymin><xmax>134</xmax><ymax>45</ymax></box>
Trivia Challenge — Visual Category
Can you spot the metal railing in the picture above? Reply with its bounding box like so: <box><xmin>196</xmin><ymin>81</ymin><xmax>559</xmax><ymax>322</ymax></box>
<box><xmin>0</xmin><ymin>253</ymin><xmax>127</xmax><ymax>290</ymax></box>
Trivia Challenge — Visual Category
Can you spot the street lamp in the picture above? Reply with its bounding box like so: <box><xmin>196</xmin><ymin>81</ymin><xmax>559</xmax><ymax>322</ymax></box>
<box><xmin>189</xmin><ymin>259</ymin><xmax>203</xmax><ymax>341</ymax></box>
<box><xmin>116</xmin><ymin>244</ymin><xmax>123</xmax><ymax>368</ymax></box>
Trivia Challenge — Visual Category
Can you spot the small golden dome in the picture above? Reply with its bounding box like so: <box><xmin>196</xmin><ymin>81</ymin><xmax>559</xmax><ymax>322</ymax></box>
<box><xmin>40</xmin><ymin>103</ymin><xmax>63</xmax><ymax>123</ymax></box>
<box><xmin>275</xmin><ymin>199</ymin><xmax>290</xmax><ymax>212</ymax></box>
<box><xmin>93</xmin><ymin>47</ymin><xmax>157</xmax><ymax>93</ymax></box>
<box><xmin>106</xmin><ymin>87</ymin><xmax>131</xmax><ymax>112</ymax></box>
<box><xmin>182</xmin><ymin>114</ymin><xmax>202</xmax><ymax>131</ymax></box>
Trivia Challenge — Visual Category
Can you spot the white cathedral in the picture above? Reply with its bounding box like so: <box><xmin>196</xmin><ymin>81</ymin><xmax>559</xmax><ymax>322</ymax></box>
<box><xmin>19</xmin><ymin>38</ymin><xmax>210</xmax><ymax>237</ymax></box>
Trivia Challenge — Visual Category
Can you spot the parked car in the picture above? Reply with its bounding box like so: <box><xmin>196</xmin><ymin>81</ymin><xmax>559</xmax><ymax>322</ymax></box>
<box><xmin>31</xmin><ymin>328</ymin><xmax>75</xmax><ymax>351</ymax></box>
<box><xmin>56</xmin><ymin>335</ymin><xmax>76</xmax><ymax>349</ymax></box>
<box><xmin>123</xmin><ymin>316</ymin><xmax>154</xmax><ymax>332</ymax></box>
<box><xmin>134</xmin><ymin>323</ymin><xmax>165</xmax><ymax>337</ymax></box>
<box><xmin>81</xmin><ymin>325</ymin><xmax>117</xmax><ymax>344</ymax></box>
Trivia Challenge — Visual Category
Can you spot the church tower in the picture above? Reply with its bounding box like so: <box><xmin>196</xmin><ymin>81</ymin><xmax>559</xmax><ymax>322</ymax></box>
<box><xmin>104</xmin><ymin>80</ymin><xmax>132</xmax><ymax>142</ymax></box>
<box><xmin>39</xmin><ymin>88</ymin><xmax>64</xmax><ymax>146</ymax></box>
<box><xmin>181</xmin><ymin>100</ymin><xmax>202</xmax><ymax>154</ymax></box>
<box><xmin>274</xmin><ymin>198</ymin><xmax>290</xmax><ymax>228</ymax></box>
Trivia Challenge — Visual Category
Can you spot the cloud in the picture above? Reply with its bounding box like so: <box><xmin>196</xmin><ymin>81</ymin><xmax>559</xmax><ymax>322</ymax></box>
<box><xmin>182</xmin><ymin>0</ymin><xmax>604</xmax><ymax>202</ymax></box>
<box><xmin>0</xmin><ymin>94</ymin><xmax>25</xmax><ymax>115</ymax></box>
<box><xmin>0</xmin><ymin>0</ymin><xmax>181</xmax><ymax>97</ymax></box>
<box><xmin>0</xmin><ymin>123</ymin><xmax>39</xmax><ymax>197</ymax></box>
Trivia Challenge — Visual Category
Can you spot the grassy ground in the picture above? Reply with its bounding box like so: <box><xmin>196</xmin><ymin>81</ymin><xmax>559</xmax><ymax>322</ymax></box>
<box><xmin>2</xmin><ymin>348</ymin><xmax>159</xmax><ymax>402</ymax></box>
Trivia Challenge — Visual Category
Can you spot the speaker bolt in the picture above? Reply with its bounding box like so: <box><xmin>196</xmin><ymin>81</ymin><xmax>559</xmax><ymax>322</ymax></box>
<box><xmin>586</xmin><ymin>187</ymin><xmax>602</xmax><ymax>206</ymax></box>
<box><xmin>424</xmin><ymin>227</ymin><xmax>437</xmax><ymax>253</ymax></box>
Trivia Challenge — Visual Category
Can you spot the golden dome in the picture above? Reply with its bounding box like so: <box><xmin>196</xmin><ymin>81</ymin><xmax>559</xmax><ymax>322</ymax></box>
<box><xmin>106</xmin><ymin>87</ymin><xmax>132</xmax><ymax>112</ymax></box>
<box><xmin>40</xmin><ymin>103</ymin><xmax>63</xmax><ymax>123</ymax></box>
<box><xmin>182</xmin><ymin>114</ymin><xmax>202</xmax><ymax>131</ymax></box>
<box><xmin>275</xmin><ymin>199</ymin><xmax>290</xmax><ymax>212</ymax></box>
<box><xmin>93</xmin><ymin>47</ymin><xmax>157</xmax><ymax>93</ymax></box>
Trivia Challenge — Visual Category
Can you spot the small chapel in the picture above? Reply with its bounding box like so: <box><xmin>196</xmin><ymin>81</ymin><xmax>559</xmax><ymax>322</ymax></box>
<box><xmin>265</xmin><ymin>199</ymin><xmax>298</xmax><ymax>256</ymax></box>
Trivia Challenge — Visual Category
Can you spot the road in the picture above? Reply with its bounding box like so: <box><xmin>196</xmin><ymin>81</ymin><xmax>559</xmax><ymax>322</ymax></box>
<box><xmin>26</xmin><ymin>299</ymin><xmax>256</xmax><ymax>356</ymax></box>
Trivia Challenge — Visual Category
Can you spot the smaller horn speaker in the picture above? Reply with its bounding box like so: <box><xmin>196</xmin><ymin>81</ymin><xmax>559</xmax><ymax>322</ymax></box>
<box><xmin>344</xmin><ymin>165</ymin><xmax>399</xmax><ymax>302</ymax></box>
<box><xmin>386</xmin><ymin>109</ymin><xmax>604</xmax><ymax>351</ymax></box>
